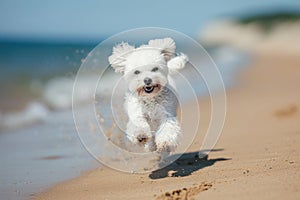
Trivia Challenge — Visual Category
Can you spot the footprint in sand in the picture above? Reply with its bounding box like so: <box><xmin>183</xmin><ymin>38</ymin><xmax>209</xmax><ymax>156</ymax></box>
<box><xmin>274</xmin><ymin>105</ymin><xmax>298</xmax><ymax>118</ymax></box>
<box><xmin>155</xmin><ymin>182</ymin><xmax>212</xmax><ymax>200</ymax></box>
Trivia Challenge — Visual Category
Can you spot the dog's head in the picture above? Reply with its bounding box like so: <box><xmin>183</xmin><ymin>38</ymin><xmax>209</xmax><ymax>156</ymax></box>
<box><xmin>108</xmin><ymin>38</ymin><xmax>188</xmax><ymax>97</ymax></box>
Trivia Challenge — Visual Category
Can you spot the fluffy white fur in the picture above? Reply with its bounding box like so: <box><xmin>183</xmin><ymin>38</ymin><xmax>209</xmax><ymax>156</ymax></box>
<box><xmin>108</xmin><ymin>38</ymin><xmax>188</xmax><ymax>153</ymax></box>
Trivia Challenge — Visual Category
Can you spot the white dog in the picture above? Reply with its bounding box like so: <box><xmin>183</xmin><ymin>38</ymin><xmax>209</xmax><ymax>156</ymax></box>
<box><xmin>108</xmin><ymin>38</ymin><xmax>188</xmax><ymax>153</ymax></box>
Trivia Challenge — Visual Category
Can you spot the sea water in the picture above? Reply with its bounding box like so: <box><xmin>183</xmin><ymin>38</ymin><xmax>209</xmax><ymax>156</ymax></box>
<box><xmin>0</xmin><ymin>40</ymin><xmax>248</xmax><ymax>199</ymax></box>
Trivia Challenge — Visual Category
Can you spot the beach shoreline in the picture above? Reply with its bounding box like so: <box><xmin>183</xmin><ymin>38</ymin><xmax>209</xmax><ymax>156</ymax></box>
<box><xmin>32</xmin><ymin>49</ymin><xmax>300</xmax><ymax>200</ymax></box>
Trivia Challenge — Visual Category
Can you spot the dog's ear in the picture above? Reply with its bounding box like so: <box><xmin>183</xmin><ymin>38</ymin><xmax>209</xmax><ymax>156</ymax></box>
<box><xmin>148</xmin><ymin>38</ymin><xmax>176</xmax><ymax>61</ymax></box>
<box><xmin>108</xmin><ymin>42</ymin><xmax>135</xmax><ymax>73</ymax></box>
<box><xmin>167</xmin><ymin>53</ymin><xmax>188</xmax><ymax>74</ymax></box>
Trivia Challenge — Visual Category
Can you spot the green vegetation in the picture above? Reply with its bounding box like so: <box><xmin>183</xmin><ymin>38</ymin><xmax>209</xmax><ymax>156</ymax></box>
<box><xmin>236</xmin><ymin>12</ymin><xmax>300</xmax><ymax>32</ymax></box>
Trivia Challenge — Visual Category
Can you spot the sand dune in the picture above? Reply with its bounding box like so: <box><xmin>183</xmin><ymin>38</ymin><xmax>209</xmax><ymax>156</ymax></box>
<box><xmin>200</xmin><ymin>20</ymin><xmax>300</xmax><ymax>55</ymax></box>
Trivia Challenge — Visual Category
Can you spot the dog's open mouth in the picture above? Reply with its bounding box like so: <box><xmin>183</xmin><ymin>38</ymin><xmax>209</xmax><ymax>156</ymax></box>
<box><xmin>143</xmin><ymin>84</ymin><xmax>160</xmax><ymax>94</ymax></box>
<box><xmin>137</xmin><ymin>84</ymin><xmax>161</xmax><ymax>96</ymax></box>
<box><xmin>143</xmin><ymin>85</ymin><xmax>154</xmax><ymax>93</ymax></box>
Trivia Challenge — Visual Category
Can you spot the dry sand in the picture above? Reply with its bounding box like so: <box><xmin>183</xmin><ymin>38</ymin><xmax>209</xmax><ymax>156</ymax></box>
<box><xmin>33</xmin><ymin>50</ymin><xmax>300</xmax><ymax>200</ymax></box>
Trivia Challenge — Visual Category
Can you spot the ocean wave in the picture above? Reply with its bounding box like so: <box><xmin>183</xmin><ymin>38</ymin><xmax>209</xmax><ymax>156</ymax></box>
<box><xmin>0</xmin><ymin>71</ymin><xmax>121</xmax><ymax>131</ymax></box>
<box><xmin>0</xmin><ymin>102</ymin><xmax>49</xmax><ymax>131</ymax></box>
<box><xmin>43</xmin><ymin>72</ymin><xmax>120</xmax><ymax>110</ymax></box>
<box><xmin>43</xmin><ymin>76</ymin><xmax>76</xmax><ymax>110</ymax></box>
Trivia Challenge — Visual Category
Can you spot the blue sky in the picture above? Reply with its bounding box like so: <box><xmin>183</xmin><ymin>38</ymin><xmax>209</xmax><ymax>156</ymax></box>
<box><xmin>0</xmin><ymin>0</ymin><xmax>299</xmax><ymax>42</ymax></box>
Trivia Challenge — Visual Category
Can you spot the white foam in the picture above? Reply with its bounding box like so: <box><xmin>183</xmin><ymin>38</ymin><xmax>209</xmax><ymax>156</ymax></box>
<box><xmin>43</xmin><ymin>76</ymin><xmax>75</xmax><ymax>110</ymax></box>
<box><xmin>0</xmin><ymin>102</ymin><xmax>49</xmax><ymax>131</ymax></box>
<box><xmin>43</xmin><ymin>73</ymin><xmax>120</xmax><ymax>110</ymax></box>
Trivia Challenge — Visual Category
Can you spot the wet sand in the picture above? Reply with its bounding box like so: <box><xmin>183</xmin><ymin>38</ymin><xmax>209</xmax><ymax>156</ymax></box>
<box><xmin>33</xmin><ymin>50</ymin><xmax>300</xmax><ymax>200</ymax></box>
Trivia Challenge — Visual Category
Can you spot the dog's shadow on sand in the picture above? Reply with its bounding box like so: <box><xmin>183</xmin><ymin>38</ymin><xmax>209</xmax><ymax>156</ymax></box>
<box><xmin>149</xmin><ymin>149</ymin><xmax>230</xmax><ymax>179</ymax></box>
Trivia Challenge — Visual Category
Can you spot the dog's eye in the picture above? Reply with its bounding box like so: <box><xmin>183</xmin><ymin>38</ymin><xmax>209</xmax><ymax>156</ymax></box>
<box><xmin>151</xmin><ymin>67</ymin><xmax>159</xmax><ymax>72</ymax></box>
<box><xmin>134</xmin><ymin>70</ymin><xmax>140</xmax><ymax>75</ymax></box>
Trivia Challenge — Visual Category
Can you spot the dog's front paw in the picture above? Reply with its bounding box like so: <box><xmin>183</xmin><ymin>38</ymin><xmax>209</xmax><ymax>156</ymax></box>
<box><xmin>133</xmin><ymin>126</ymin><xmax>152</xmax><ymax>146</ymax></box>
<box><xmin>135</xmin><ymin>133</ymin><xmax>156</xmax><ymax>152</ymax></box>
<box><xmin>128</xmin><ymin>132</ymin><xmax>151</xmax><ymax>146</ymax></box>
<box><xmin>136</xmin><ymin>134</ymin><xmax>150</xmax><ymax>144</ymax></box>
<box><xmin>155</xmin><ymin>118</ymin><xmax>182</xmax><ymax>153</ymax></box>
<box><xmin>126</xmin><ymin>121</ymin><xmax>150</xmax><ymax>142</ymax></box>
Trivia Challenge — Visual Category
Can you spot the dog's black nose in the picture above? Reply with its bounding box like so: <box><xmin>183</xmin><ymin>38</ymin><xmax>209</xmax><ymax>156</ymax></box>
<box><xmin>144</xmin><ymin>77</ymin><xmax>152</xmax><ymax>85</ymax></box>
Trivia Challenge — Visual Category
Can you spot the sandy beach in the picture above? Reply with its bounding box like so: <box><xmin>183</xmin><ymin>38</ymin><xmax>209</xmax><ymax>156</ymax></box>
<box><xmin>32</xmin><ymin>47</ymin><xmax>300</xmax><ymax>200</ymax></box>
